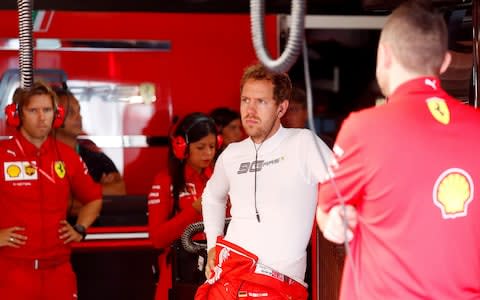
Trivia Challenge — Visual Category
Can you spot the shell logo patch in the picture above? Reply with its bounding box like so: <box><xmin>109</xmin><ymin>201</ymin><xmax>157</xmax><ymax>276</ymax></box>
<box><xmin>4</xmin><ymin>161</ymin><xmax>38</xmax><ymax>181</ymax></box>
<box><xmin>426</xmin><ymin>97</ymin><xmax>450</xmax><ymax>125</ymax></box>
<box><xmin>6</xmin><ymin>164</ymin><xmax>21</xmax><ymax>178</ymax></box>
<box><xmin>54</xmin><ymin>161</ymin><xmax>66</xmax><ymax>179</ymax></box>
<box><xmin>433</xmin><ymin>168</ymin><xmax>473</xmax><ymax>219</ymax></box>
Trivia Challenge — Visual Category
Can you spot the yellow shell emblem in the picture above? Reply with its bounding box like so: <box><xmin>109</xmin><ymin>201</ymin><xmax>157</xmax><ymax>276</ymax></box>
<box><xmin>54</xmin><ymin>161</ymin><xmax>66</xmax><ymax>179</ymax></box>
<box><xmin>433</xmin><ymin>168</ymin><xmax>473</xmax><ymax>219</ymax></box>
<box><xmin>6</xmin><ymin>165</ymin><xmax>21</xmax><ymax>178</ymax></box>
<box><xmin>426</xmin><ymin>97</ymin><xmax>450</xmax><ymax>125</ymax></box>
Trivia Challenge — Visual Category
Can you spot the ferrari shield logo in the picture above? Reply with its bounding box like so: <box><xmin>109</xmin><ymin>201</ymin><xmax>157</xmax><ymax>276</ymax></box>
<box><xmin>54</xmin><ymin>161</ymin><xmax>66</xmax><ymax>179</ymax></box>
<box><xmin>426</xmin><ymin>97</ymin><xmax>450</xmax><ymax>125</ymax></box>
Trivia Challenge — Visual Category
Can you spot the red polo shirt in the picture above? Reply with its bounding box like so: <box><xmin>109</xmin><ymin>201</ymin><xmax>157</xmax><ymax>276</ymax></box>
<box><xmin>148</xmin><ymin>164</ymin><xmax>211</xmax><ymax>249</ymax></box>
<box><xmin>318</xmin><ymin>77</ymin><xmax>480</xmax><ymax>299</ymax></box>
<box><xmin>148</xmin><ymin>164</ymin><xmax>212</xmax><ymax>300</ymax></box>
<box><xmin>0</xmin><ymin>132</ymin><xmax>101</xmax><ymax>260</ymax></box>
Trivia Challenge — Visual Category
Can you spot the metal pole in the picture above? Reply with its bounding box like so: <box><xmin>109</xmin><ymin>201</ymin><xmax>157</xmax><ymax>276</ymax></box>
<box><xmin>472</xmin><ymin>0</ymin><xmax>479</xmax><ymax>107</ymax></box>
<box><xmin>17</xmin><ymin>0</ymin><xmax>34</xmax><ymax>89</ymax></box>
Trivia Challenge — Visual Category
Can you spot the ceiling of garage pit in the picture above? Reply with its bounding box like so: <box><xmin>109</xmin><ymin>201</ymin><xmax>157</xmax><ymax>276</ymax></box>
<box><xmin>0</xmin><ymin>0</ymin><xmax>472</xmax><ymax>14</ymax></box>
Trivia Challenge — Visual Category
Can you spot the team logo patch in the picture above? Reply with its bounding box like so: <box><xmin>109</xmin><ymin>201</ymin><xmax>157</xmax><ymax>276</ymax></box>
<box><xmin>433</xmin><ymin>168</ymin><xmax>473</xmax><ymax>219</ymax></box>
<box><xmin>426</xmin><ymin>97</ymin><xmax>450</xmax><ymax>125</ymax></box>
<box><xmin>54</xmin><ymin>161</ymin><xmax>66</xmax><ymax>179</ymax></box>
<box><xmin>4</xmin><ymin>161</ymin><xmax>38</xmax><ymax>181</ymax></box>
<box><xmin>6</xmin><ymin>164</ymin><xmax>21</xmax><ymax>178</ymax></box>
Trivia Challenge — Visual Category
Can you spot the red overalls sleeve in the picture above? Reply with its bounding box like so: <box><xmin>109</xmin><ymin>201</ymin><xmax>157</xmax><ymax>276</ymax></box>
<box><xmin>69</xmin><ymin>151</ymin><xmax>102</xmax><ymax>204</ymax></box>
<box><xmin>148</xmin><ymin>172</ymin><xmax>200</xmax><ymax>249</ymax></box>
<box><xmin>317</xmin><ymin>113</ymin><xmax>367</xmax><ymax>212</ymax></box>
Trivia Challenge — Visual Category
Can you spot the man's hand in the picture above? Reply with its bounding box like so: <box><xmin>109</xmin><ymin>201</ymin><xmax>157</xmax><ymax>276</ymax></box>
<box><xmin>319</xmin><ymin>205</ymin><xmax>358</xmax><ymax>244</ymax></box>
<box><xmin>205</xmin><ymin>247</ymin><xmax>216</xmax><ymax>279</ymax></box>
<box><xmin>192</xmin><ymin>197</ymin><xmax>202</xmax><ymax>214</ymax></box>
<box><xmin>0</xmin><ymin>226</ymin><xmax>27</xmax><ymax>248</ymax></box>
<box><xmin>100</xmin><ymin>173</ymin><xmax>117</xmax><ymax>184</ymax></box>
<box><xmin>58</xmin><ymin>220</ymin><xmax>83</xmax><ymax>244</ymax></box>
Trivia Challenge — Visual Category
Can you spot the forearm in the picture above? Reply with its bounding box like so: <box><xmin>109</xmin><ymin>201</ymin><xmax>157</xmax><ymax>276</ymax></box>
<box><xmin>202</xmin><ymin>155</ymin><xmax>229</xmax><ymax>249</ymax></box>
<box><xmin>101</xmin><ymin>180</ymin><xmax>126</xmax><ymax>195</ymax></box>
<box><xmin>101</xmin><ymin>173</ymin><xmax>126</xmax><ymax>195</ymax></box>
<box><xmin>202</xmin><ymin>198</ymin><xmax>227</xmax><ymax>250</ymax></box>
<box><xmin>149</xmin><ymin>206</ymin><xmax>200</xmax><ymax>249</ymax></box>
<box><xmin>76</xmin><ymin>199</ymin><xmax>102</xmax><ymax>228</ymax></box>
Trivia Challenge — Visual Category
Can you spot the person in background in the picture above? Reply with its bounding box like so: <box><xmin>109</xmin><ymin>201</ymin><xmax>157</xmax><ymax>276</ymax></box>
<box><xmin>147</xmin><ymin>112</ymin><xmax>220</xmax><ymax>300</ymax></box>
<box><xmin>0</xmin><ymin>81</ymin><xmax>102</xmax><ymax>300</ymax></box>
<box><xmin>209</xmin><ymin>107</ymin><xmax>244</xmax><ymax>153</ymax></box>
<box><xmin>317</xmin><ymin>1</ymin><xmax>480</xmax><ymax>299</ymax></box>
<box><xmin>196</xmin><ymin>63</ymin><xmax>332</xmax><ymax>299</ymax></box>
<box><xmin>281</xmin><ymin>87</ymin><xmax>308</xmax><ymax>129</ymax></box>
<box><xmin>54</xmin><ymin>88</ymin><xmax>126</xmax><ymax>197</ymax></box>
<box><xmin>281</xmin><ymin>87</ymin><xmax>335</xmax><ymax>148</ymax></box>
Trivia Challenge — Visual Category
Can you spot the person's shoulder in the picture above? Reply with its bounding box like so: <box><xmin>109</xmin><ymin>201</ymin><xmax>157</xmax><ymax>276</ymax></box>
<box><xmin>284</xmin><ymin>127</ymin><xmax>321</xmax><ymax>141</ymax></box>
<box><xmin>214</xmin><ymin>137</ymin><xmax>252</xmax><ymax>165</ymax></box>
<box><xmin>341</xmin><ymin>105</ymin><xmax>386</xmax><ymax>130</ymax></box>
<box><xmin>448</xmin><ymin>97</ymin><xmax>480</xmax><ymax>114</ymax></box>
<box><xmin>0</xmin><ymin>137</ymin><xmax>14</xmax><ymax>155</ymax></box>
<box><xmin>152</xmin><ymin>169</ymin><xmax>171</xmax><ymax>185</ymax></box>
<box><xmin>287</xmin><ymin>128</ymin><xmax>332</xmax><ymax>150</ymax></box>
<box><xmin>52</xmin><ymin>139</ymin><xmax>78</xmax><ymax>157</ymax></box>
<box><xmin>221</xmin><ymin>137</ymin><xmax>251</xmax><ymax>154</ymax></box>
<box><xmin>448</xmin><ymin>98</ymin><xmax>480</xmax><ymax>127</ymax></box>
<box><xmin>0</xmin><ymin>136</ymin><xmax>13</xmax><ymax>147</ymax></box>
<box><xmin>78</xmin><ymin>138</ymin><xmax>101</xmax><ymax>153</ymax></box>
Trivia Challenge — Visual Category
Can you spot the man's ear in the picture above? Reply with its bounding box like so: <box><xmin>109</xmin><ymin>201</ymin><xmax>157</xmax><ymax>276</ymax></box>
<box><xmin>439</xmin><ymin>51</ymin><xmax>452</xmax><ymax>75</ymax></box>
<box><xmin>378</xmin><ymin>42</ymin><xmax>392</xmax><ymax>70</ymax></box>
<box><xmin>277</xmin><ymin>100</ymin><xmax>289</xmax><ymax>118</ymax></box>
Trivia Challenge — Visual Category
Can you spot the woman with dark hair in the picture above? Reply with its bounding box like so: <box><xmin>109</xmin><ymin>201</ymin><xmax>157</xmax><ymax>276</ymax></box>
<box><xmin>147</xmin><ymin>112</ymin><xmax>220</xmax><ymax>300</ymax></box>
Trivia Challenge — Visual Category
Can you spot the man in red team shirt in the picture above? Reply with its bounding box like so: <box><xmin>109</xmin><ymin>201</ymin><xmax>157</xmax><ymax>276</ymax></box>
<box><xmin>317</xmin><ymin>1</ymin><xmax>480</xmax><ymax>299</ymax></box>
<box><xmin>0</xmin><ymin>82</ymin><xmax>102</xmax><ymax>300</ymax></box>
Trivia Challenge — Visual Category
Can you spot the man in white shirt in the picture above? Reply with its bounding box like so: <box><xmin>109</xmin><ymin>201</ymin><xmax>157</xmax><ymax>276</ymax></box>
<box><xmin>195</xmin><ymin>63</ymin><xmax>332</xmax><ymax>300</ymax></box>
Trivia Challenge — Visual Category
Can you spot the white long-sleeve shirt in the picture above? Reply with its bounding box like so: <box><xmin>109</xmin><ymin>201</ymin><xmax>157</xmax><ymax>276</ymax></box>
<box><xmin>202</xmin><ymin>126</ymin><xmax>332</xmax><ymax>283</ymax></box>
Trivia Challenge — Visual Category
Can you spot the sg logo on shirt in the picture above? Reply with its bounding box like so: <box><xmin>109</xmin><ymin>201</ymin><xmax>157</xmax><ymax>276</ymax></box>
<box><xmin>237</xmin><ymin>160</ymin><xmax>264</xmax><ymax>174</ymax></box>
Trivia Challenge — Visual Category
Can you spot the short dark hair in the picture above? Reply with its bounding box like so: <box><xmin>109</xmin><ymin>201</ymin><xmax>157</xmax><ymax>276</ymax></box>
<box><xmin>381</xmin><ymin>0</ymin><xmax>448</xmax><ymax>74</ymax></box>
<box><xmin>17</xmin><ymin>81</ymin><xmax>58</xmax><ymax>116</ymax></box>
<box><xmin>52</xmin><ymin>86</ymin><xmax>74</xmax><ymax>99</ymax></box>
<box><xmin>290</xmin><ymin>87</ymin><xmax>307</xmax><ymax>108</ymax></box>
<box><xmin>210</xmin><ymin>107</ymin><xmax>240</xmax><ymax>131</ymax></box>
<box><xmin>240</xmin><ymin>63</ymin><xmax>292</xmax><ymax>105</ymax></box>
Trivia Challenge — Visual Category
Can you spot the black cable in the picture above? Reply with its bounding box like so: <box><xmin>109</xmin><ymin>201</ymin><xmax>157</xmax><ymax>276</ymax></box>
<box><xmin>254</xmin><ymin>149</ymin><xmax>261</xmax><ymax>222</ymax></box>
<box><xmin>251</xmin><ymin>110</ymin><xmax>280</xmax><ymax>223</ymax></box>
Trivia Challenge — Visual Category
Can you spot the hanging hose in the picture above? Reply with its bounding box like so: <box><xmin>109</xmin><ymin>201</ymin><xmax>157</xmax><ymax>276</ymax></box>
<box><xmin>181</xmin><ymin>218</ymin><xmax>231</xmax><ymax>254</ymax></box>
<box><xmin>17</xmin><ymin>0</ymin><xmax>34</xmax><ymax>89</ymax></box>
<box><xmin>250</xmin><ymin>0</ymin><xmax>306</xmax><ymax>73</ymax></box>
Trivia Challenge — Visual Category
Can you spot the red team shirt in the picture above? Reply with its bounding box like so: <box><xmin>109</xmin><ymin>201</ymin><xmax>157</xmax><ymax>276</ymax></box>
<box><xmin>318</xmin><ymin>77</ymin><xmax>480</xmax><ymax>299</ymax></box>
<box><xmin>147</xmin><ymin>164</ymin><xmax>211</xmax><ymax>299</ymax></box>
<box><xmin>0</xmin><ymin>132</ymin><xmax>101</xmax><ymax>260</ymax></box>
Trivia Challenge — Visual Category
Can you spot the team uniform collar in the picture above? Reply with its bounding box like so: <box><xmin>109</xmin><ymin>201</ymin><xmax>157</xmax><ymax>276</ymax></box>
<box><xmin>388</xmin><ymin>76</ymin><xmax>446</xmax><ymax>103</ymax></box>
<box><xmin>251</xmin><ymin>125</ymin><xmax>287</xmax><ymax>154</ymax></box>
<box><xmin>13</xmin><ymin>131</ymin><xmax>53</xmax><ymax>157</ymax></box>
<box><xmin>184</xmin><ymin>163</ymin><xmax>213</xmax><ymax>181</ymax></box>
